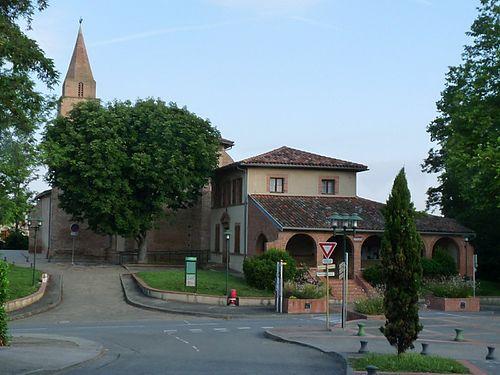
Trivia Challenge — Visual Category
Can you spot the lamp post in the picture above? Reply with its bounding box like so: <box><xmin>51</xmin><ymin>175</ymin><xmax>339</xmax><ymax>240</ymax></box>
<box><xmin>224</xmin><ymin>229</ymin><xmax>231</xmax><ymax>297</ymax></box>
<box><xmin>27</xmin><ymin>217</ymin><xmax>43</xmax><ymax>286</ymax></box>
<box><xmin>327</xmin><ymin>212</ymin><xmax>362</xmax><ymax>329</ymax></box>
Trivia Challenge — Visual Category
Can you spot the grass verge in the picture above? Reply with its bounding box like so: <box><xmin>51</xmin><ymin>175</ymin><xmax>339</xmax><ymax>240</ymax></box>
<box><xmin>137</xmin><ymin>269</ymin><xmax>273</xmax><ymax>297</ymax></box>
<box><xmin>477</xmin><ymin>280</ymin><xmax>500</xmax><ymax>296</ymax></box>
<box><xmin>7</xmin><ymin>264</ymin><xmax>42</xmax><ymax>301</ymax></box>
<box><xmin>350</xmin><ymin>353</ymin><xmax>469</xmax><ymax>374</ymax></box>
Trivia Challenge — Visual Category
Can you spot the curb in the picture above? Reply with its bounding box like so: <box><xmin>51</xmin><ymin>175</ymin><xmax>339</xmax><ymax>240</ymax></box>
<box><xmin>8</xmin><ymin>274</ymin><xmax>63</xmax><ymax>321</ymax></box>
<box><xmin>264</xmin><ymin>330</ymin><xmax>351</xmax><ymax>374</ymax></box>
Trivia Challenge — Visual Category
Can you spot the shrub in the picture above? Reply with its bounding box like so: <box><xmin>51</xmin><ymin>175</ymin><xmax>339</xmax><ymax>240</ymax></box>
<box><xmin>0</xmin><ymin>260</ymin><xmax>9</xmax><ymax>346</ymax></box>
<box><xmin>284</xmin><ymin>281</ymin><xmax>324</xmax><ymax>299</ymax></box>
<box><xmin>243</xmin><ymin>248</ymin><xmax>297</xmax><ymax>290</ymax></box>
<box><xmin>4</xmin><ymin>230</ymin><xmax>28</xmax><ymax>250</ymax></box>
<box><xmin>424</xmin><ymin>276</ymin><xmax>473</xmax><ymax>298</ymax></box>
<box><xmin>354</xmin><ymin>295</ymin><xmax>384</xmax><ymax>315</ymax></box>
<box><xmin>363</xmin><ymin>264</ymin><xmax>384</xmax><ymax>286</ymax></box>
<box><xmin>432</xmin><ymin>248</ymin><xmax>457</xmax><ymax>277</ymax></box>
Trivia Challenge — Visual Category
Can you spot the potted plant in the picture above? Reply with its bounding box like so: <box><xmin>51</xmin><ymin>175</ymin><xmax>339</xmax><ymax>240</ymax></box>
<box><xmin>424</xmin><ymin>276</ymin><xmax>480</xmax><ymax>312</ymax></box>
<box><xmin>283</xmin><ymin>282</ymin><xmax>326</xmax><ymax>314</ymax></box>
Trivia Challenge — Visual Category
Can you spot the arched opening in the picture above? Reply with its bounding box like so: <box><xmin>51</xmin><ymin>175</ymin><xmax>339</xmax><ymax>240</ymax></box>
<box><xmin>78</xmin><ymin>82</ymin><xmax>84</xmax><ymax>97</ymax></box>
<box><xmin>328</xmin><ymin>235</ymin><xmax>354</xmax><ymax>279</ymax></box>
<box><xmin>255</xmin><ymin>233</ymin><xmax>267</xmax><ymax>255</ymax></box>
<box><xmin>361</xmin><ymin>235</ymin><xmax>382</xmax><ymax>270</ymax></box>
<box><xmin>433</xmin><ymin>237</ymin><xmax>459</xmax><ymax>266</ymax></box>
<box><xmin>285</xmin><ymin>234</ymin><xmax>316</xmax><ymax>267</ymax></box>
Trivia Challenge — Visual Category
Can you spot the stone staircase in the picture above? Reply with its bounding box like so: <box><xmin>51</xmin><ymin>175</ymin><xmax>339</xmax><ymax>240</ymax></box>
<box><xmin>329</xmin><ymin>279</ymin><xmax>370</xmax><ymax>303</ymax></box>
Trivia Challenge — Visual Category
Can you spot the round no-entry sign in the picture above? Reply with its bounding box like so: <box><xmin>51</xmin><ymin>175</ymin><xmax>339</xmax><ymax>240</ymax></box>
<box><xmin>70</xmin><ymin>223</ymin><xmax>80</xmax><ymax>237</ymax></box>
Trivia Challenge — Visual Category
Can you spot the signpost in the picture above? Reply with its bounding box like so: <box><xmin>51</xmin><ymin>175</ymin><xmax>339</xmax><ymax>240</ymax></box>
<box><xmin>275</xmin><ymin>260</ymin><xmax>285</xmax><ymax>313</ymax></box>
<box><xmin>70</xmin><ymin>223</ymin><xmax>79</xmax><ymax>265</ymax></box>
<box><xmin>185</xmin><ymin>257</ymin><xmax>197</xmax><ymax>291</ymax></box>
<box><xmin>318</xmin><ymin>242</ymin><xmax>337</xmax><ymax>330</ymax></box>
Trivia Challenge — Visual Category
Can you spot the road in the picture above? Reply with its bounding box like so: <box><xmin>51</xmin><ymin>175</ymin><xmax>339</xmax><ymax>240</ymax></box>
<box><xmin>5</xmin><ymin>255</ymin><xmax>344</xmax><ymax>374</ymax></box>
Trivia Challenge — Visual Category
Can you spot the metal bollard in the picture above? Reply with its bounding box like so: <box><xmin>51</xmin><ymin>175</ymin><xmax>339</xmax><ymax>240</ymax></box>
<box><xmin>359</xmin><ymin>340</ymin><xmax>369</xmax><ymax>354</ymax></box>
<box><xmin>486</xmin><ymin>346</ymin><xmax>496</xmax><ymax>360</ymax></box>
<box><xmin>357</xmin><ymin>323</ymin><xmax>366</xmax><ymax>336</ymax></box>
<box><xmin>366</xmin><ymin>365</ymin><xmax>378</xmax><ymax>375</ymax></box>
<box><xmin>454</xmin><ymin>328</ymin><xmax>464</xmax><ymax>342</ymax></box>
<box><xmin>421</xmin><ymin>342</ymin><xmax>429</xmax><ymax>355</ymax></box>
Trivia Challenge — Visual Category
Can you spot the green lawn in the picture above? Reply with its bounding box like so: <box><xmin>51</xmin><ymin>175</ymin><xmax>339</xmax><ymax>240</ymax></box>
<box><xmin>137</xmin><ymin>269</ymin><xmax>273</xmax><ymax>297</ymax></box>
<box><xmin>7</xmin><ymin>264</ymin><xmax>42</xmax><ymax>301</ymax></box>
<box><xmin>350</xmin><ymin>353</ymin><xmax>469</xmax><ymax>374</ymax></box>
<box><xmin>477</xmin><ymin>280</ymin><xmax>500</xmax><ymax>296</ymax></box>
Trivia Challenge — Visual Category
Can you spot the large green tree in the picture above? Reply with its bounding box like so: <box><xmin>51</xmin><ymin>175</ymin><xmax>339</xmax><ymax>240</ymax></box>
<box><xmin>0</xmin><ymin>1</ymin><xmax>57</xmax><ymax>226</ymax></box>
<box><xmin>380</xmin><ymin>168</ymin><xmax>422</xmax><ymax>355</ymax></box>
<box><xmin>422</xmin><ymin>0</ymin><xmax>499</xmax><ymax>280</ymax></box>
<box><xmin>43</xmin><ymin>99</ymin><xmax>221</xmax><ymax>262</ymax></box>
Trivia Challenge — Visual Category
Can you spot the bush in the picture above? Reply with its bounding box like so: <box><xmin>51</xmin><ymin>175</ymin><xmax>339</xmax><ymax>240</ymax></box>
<box><xmin>422</xmin><ymin>249</ymin><xmax>457</xmax><ymax>278</ymax></box>
<box><xmin>284</xmin><ymin>281</ymin><xmax>324</xmax><ymax>299</ymax></box>
<box><xmin>0</xmin><ymin>260</ymin><xmax>9</xmax><ymax>346</ymax></box>
<box><xmin>243</xmin><ymin>248</ymin><xmax>297</xmax><ymax>290</ymax></box>
<box><xmin>4</xmin><ymin>230</ymin><xmax>28</xmax><ymax>250</ymax></box>
<box><xmin>363</xmin><ymin>264</ymin><xmax>384</xmax><ymax>286</ymax></box>
<box><xmin>354</xmin><ymin>295</ymin><xmax>384</xmax><ymax>315</ymax></box>
<box><xmin>424</xmin><ymin>276</ymin><xmax>473</xmax><ymax>298</ymax></box>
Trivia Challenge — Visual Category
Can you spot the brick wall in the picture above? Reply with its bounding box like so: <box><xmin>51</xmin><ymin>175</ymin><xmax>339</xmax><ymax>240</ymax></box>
<box><xmin>247</xmin><ymin>198</ymin><xmax>280</xmax><ymax>257</ymax></box>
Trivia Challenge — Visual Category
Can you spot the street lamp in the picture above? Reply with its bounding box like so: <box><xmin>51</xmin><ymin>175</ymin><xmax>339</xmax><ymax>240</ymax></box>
<box><xmin>327</xmin><ymin>212</ymin><xmax>362</xmax><ymax>329</ymax></box>
<box><xmin>224</xmin><ymin>229</ymin><xmax>231</xmax><ymax>297</ymax></box>
<box><xmin>27</xmin><ymin>217</ymin><xmax>43</xmax><ymax>286</ymax></box>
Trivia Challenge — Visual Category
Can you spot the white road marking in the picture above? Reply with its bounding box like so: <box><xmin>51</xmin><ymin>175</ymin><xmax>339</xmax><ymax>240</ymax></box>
<box><xmin>213</xmin><ymin>328</ymin><xmax>228</xmax><ymax>332</ymax></box>
<box><xmin>192</xmin><ymin>345</ymin><xmax>200</xmax><ymax>352</ymax></box>
<box><xmin>164</xmin><ymin>329</ymin><xmax>177</xmax><ymax>334</ymax></box>
<box><xmin>58</xmin><ymin>320</ymin><xmax>70</xmax><ymax>324</ymax></box>
<box><xmin>237</xmin><ymin>327</ymin><xmax>251</xmax><ymax>330</ymax></box>
<box><xmin>174</xmin><ymin>336</ymin><xmax>190</xmax><ymax>344</ymax></box>
<box><xmin>11</xmin><ymin>328</ymin><xmax>48</xmax><ymax>332</ymax></box>
<box><xmin>261</xmin><ymin>326</ymin><xmax>274</xmax><ymax>329</ymax></box>
<box><xmin>189</xmin><ymin>328</ymin><xmax>203</xmax><ymax>333</ymax></box>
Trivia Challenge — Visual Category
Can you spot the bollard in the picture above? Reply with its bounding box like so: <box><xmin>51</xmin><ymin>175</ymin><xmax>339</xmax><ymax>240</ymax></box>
<box><xmin>366</xmin><ymin>365</ymin><xmax>378</xmax><ymax>375</ymax></box>
<box><xmin>454</xmin><ymin>328</ymin><xmax>464</xmax><ymax>342</ymax></box>
<box><xmin>486</xmin><ymin>346</ymin><xmax>495</xmax><ymax>360</ymax></box>
<box><xmin>359</xmin><ymin>340</ymin><xmax>369</xmax><ymax>354</ymax></box>
<box><xmin>3</xmin><ymin>256</ymin><xmax>6</xmax><ymax>262</ymax></box>
<box><xmin>357</xmin><ymin>323</ymin><xmax>366</xmax><ymax>336</ymax></box>
<box><xmin>421</xmin><ymin>342</ymin><xmax>429</xmax><ymax>355</ymax></box>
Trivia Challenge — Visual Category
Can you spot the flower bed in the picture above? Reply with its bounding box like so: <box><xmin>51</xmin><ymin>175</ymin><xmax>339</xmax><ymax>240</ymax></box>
<box><xmin>283</xmin><ymin>297</ymin><xmax>326</xmax><ymax>314</ymax></box>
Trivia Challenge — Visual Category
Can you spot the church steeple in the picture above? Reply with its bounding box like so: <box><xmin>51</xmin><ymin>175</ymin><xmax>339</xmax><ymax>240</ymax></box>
<box><xmin>59</xmin><ymin>21</ymin><xmax>97</xmax><ymax>116</ymax></box>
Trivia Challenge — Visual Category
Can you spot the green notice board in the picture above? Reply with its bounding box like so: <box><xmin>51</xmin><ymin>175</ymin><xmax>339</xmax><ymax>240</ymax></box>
<box><xmin>185</xmin><ymin>256</ymin><xmax>197</xmax><ymax>289</ymax></box>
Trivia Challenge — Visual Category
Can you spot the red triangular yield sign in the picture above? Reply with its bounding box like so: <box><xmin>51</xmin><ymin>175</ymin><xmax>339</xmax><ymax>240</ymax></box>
<box><xmin>319</xmin><ymin>242</ymin><xmax>337</xmax><ymax>259</ymax></box>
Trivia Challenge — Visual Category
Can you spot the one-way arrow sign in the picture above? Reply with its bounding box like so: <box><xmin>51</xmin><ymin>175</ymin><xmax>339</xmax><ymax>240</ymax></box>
<box><xmin>319</xmin><ymin>242</ymin><xmax>337</xmax><ymax>259</ymax></box>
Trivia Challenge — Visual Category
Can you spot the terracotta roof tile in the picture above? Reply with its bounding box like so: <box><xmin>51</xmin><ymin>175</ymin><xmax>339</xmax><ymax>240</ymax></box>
<box><xmin>250</xmin><ymin>194</ymin><xmax>473</xmax><ymax>234</ymax></box>
<box><xmin>236</xmin><ymin>146</ymin><xmax>367</xmax><ymax>171</ymax></box>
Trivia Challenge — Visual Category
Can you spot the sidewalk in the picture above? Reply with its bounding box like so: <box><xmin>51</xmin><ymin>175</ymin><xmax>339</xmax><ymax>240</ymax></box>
<box><xmin>266</xmin><ymin>311</ymin><xmax>500</xmax><ymax>374</ymax></box>
<box><xmin>0</xmin><ymin>333</ymin><xmax>104</xmax><ymax>375</ymax></box>
<box><xmin>120</xmin><ymin>273</ymin><xmax>277</xmax><ymax>319</ymax></box>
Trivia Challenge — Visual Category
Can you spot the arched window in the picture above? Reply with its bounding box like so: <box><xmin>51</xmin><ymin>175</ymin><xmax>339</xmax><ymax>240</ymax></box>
<box><xmin>78</xmin><ymin>82</ymin><xmax>84</xmax><ymax>97</ymax></box>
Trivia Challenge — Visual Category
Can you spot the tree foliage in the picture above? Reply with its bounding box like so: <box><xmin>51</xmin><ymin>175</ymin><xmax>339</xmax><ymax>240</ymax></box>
<box><xmin>380</xmin><ymin>168</ymin><xmax>423</xmax><ymax>355</ymax></box>
<box><xmin>43</xmin><ymin>99</ymin><xmax>221</xmax><ymax>261</ymax></box>
<box><xmin>422</xmin><ymin>0</ymin><xmax>500</xmax><ymax>280</ymax></box>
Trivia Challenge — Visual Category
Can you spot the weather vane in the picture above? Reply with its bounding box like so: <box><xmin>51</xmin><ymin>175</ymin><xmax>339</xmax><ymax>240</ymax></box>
<box><xmin>79</xmin><ymin>17</ymin><xmax>83</xmax><ymax>25</ymax></box>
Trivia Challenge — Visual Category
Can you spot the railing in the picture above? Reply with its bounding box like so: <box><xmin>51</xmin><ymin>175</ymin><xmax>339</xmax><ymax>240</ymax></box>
<box><xmin>119</xmin><ymin>249</ymin><xmax>210</xmax><ymax>265</ymax></box>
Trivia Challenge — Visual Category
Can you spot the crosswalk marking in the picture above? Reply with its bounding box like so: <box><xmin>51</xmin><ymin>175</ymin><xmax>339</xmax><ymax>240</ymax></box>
<box><xmin>213</xmin><ymin>328</ymin><xmax>228</xmax><ymax>332</ymax></box>
<box><xmin>237</xmin><ymin>327</ymin><xmax>251</xmax><ymax>330</ymax></box>
<box><xmin>189</xmin><ymin>328</ymin><xmax>203</xmax><ymax>333</ymax></box>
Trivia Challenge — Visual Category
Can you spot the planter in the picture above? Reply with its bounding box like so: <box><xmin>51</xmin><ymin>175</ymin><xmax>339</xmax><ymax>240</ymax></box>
<box><xmin>283</xmin><ymin>298</ymin><xmax>326</xmax><ymax>314</ymax></box>
<box><xmin>427</xmin><ymin>296</ymin><xmax>480</xmax><ymax>312</ymax></box>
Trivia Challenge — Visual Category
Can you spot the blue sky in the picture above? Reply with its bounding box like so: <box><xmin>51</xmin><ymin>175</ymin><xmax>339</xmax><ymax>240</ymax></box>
<box><xmin>29</xmin><ymin>0</ymin><xmax>478</xmax><ymax>211</ymax></box>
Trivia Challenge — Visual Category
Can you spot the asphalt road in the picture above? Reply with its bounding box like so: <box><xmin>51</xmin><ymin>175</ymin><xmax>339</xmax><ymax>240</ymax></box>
<box><xmin>11</xmin><ymin>316</ymin><xmax>343</xmax><ymax>374</ymax></box>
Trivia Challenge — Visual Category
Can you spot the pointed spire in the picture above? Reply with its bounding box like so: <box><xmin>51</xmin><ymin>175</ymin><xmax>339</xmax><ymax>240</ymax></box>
<box><xmin>62</xmin><ymin>21</ymin><xmax>96</xmax><ymax>98</ymax></box>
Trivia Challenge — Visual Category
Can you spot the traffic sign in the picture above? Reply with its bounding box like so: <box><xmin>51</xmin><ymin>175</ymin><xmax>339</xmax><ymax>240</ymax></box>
<box><xmin>70</xmin><ymin>223</ymin><xmax>79</xmax><ymax>237</ymax></box>
<box><xmin>322</xmin><ymin>258</ymin><xmax>334</xmax><ymax>265</ymax></box>
<box><xmin>316</xmin><ymin>271</ymin><xmax>335</xmax><ymax>277</ymax></box>
<box><xmin>339</xmin><ymin>262</ymin><xmax>346</xmax><ymax>279</ymax></box>
<box><xmin>317</xmin><ymin>264</ymin><xmax>336</xmax><ymax>271</ymax></box>
<box><xmin>319</xmin><ymin>242</ymin><xmax>337</xmax><ymax>259</ymax></box>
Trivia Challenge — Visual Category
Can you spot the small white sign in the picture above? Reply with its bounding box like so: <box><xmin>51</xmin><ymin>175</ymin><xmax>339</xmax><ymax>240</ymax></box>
<box><xmin>317</xmin><ymin>264</ymin><xmax>336</xmax><ymax>271</ymax></box>
<box><xmin>186</xmin><ymin>274</ymin><xmax>196</xmax><ymax>287</ymax></box>
<box><xmin>322</xmin><ymin>258</ymin><xmax>334</xmax><ymax>265</ymax></box>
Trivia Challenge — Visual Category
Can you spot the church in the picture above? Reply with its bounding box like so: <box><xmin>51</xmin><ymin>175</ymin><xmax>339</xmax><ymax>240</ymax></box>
<box><xmin>31</xmin><ymin>25</ymin><xmax>475</xmax><ymax>297</ymax></box>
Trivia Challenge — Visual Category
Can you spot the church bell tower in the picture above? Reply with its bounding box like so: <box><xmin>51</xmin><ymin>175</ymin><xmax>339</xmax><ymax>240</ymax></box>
<box><xmin>59</xmin><ymin>21</ymin><xmax>96</xmax><ymax>117</ymax></box>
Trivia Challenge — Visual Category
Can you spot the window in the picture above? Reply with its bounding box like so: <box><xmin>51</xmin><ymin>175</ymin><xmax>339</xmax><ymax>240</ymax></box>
<box><xmin>78</xmin><ymin>82</ymin><xmax>84</xmax><ymax>97</ymax></box>
<box><xmin>222</xmin><ymin>180</ymin><xmax>231</xmax><ymax>207</ymax></box>
<box><xmin>321</xmin><ymin>179</ymin><xmax>335</xmax><ymax>195</ymax></box>
<box><xmin>214</xmin><ymin>224</ymin><xmax>220</xmax><ymax>253</ymax></box>
<box><xmin>232</xmin><ymin>178</ymin><xmax>243</xmax><ymax>205</ymax></box>
<box><xmin>269</xmin><ymin>177</ymin><xmax>284</xmax><ymax>193</ymax></box>
<box><xmin>234</xmin><ymin>224</ymin><xmax>241</xmax><ymax>254</ymax></box>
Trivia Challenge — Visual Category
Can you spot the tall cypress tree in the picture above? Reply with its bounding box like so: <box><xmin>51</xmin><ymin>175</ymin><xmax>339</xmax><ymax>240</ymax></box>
<box><xmin>380</xmin><ymin>168</ymin><xmax>422</xmax><ymax>355</ymax></box>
